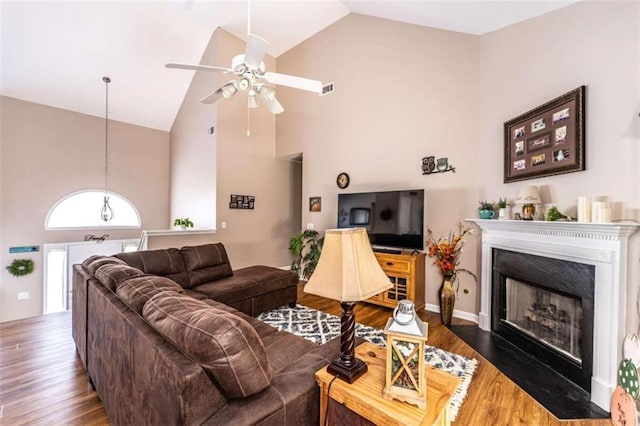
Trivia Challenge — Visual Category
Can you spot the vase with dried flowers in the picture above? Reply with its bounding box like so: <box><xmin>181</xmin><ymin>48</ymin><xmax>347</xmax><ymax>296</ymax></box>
<box><xmin>426</xmin><ymin>222</ymin><xmax>477</xmax><ymax>326</ymax></box>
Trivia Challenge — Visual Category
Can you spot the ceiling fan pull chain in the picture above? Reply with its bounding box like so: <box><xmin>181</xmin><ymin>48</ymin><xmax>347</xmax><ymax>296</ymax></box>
<box><xmin>246</xmin><ymin>107</ymin><xmax>251</xmax><ymax>137</ymax></box>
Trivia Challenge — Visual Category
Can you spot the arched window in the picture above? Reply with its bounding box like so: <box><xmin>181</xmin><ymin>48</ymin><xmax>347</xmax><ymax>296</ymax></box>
<box><xmin>45</xmin><ymin>190</ymin><xmax>141</xmax><ymax>229</ymax></box>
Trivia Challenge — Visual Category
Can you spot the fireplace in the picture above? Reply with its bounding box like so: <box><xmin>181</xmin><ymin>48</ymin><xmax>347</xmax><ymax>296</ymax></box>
<box><xmin>492</xmin><ymin>249</ymin><xmax>594</xmax><ymax>391</ymax></box>
<box><xmin>470</xmin><ymin>219</ymin><xmax>639</xmax><ymax>411</ymax></box>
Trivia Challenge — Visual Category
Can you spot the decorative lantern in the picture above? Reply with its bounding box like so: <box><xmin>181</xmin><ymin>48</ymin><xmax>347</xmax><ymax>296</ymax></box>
<box><xmin>383</xmin><ymin>300</ymin><xmax>429</xmax><ymax>409</ymax></box>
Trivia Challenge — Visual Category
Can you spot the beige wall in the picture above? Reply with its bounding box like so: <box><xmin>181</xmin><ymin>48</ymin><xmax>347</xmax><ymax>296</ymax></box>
<box><xmin>169</xmin><ymin>32</ymin><xmax>218</xmax><ymax>229</ymax></box>
<box><xmin>0</xmin><ymin>96</ymin><xmax>170</xmax><ymax>321</ymax></box>
<box><xmin>277</xmin><ymin>4</ymin><xmax>640</xmax><ymax>320</ymax></box>
<box><xmin>170</xmin><ymin>29</ymin><xmax>300</xmax><ymax>269</ymax></box>
<box><xmin>477</xmin><ymin>1</ymin><xmax>640</xmax><ymax>331</ymax></box>
<box><xmin>276</xmin><ymin>13</ymin><xmax>482</xmax><ymax>316</ymax></box>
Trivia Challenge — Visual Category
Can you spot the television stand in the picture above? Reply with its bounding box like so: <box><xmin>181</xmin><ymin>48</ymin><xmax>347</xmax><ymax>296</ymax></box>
<box><xmin>368</xmin><ymin>252</ymin><xmax>425</xmax><ymax>311</ymax></box>
<box><xmin>373</xmin><ymin>247</ymin><xmax>402</xmax><ymax>255</ymax></box>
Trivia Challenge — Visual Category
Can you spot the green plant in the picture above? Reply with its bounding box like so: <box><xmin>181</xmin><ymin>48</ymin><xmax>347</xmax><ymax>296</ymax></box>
<box><xmin>478</xmin><ymin>200</ymin><xmax>494</xmax><ymax>211</ymax></box>
<box><xmin>6</xmin><ymin>259</ymin><xmax>34</xmax><ymax>277</ymax></box>
<box><xmin>497</xmin><ymin>198</ymin><xmax>508</xmax><ymax>209</ymax></box>
<box><xmin>173</xmin><ymin>217</ymin><xmax>194</xmax><ymax>228</ymax></box>
<box><xmin>545</xmin><ymin>206</ymin><xmax>568</xmax><ymax>221</ymax></box>
<box><xmin>289</xmin><ymin>230</ymin><xmax>324</xmax><ymax>280</ymax></box>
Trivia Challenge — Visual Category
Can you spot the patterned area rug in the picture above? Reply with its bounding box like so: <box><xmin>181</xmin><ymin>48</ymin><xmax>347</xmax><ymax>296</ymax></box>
<box><xmin>257</xmin><ymin>304</ymin><xmax>478</xmax><ymax>420</ymax></box>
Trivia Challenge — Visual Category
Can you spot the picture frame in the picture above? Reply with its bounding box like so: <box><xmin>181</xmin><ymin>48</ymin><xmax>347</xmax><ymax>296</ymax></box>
<box><xmin>229</xmin><ymin>194</ymin><xmax>255</xmax><ymax>210</ymax></box>
<box><xmin>309</xmin><ymin>197</ymin><xmax>321</xmax><ymax>212</ymax></box>
<box><xmin>504</xmin><ymin>86</ymin><xmax>585</xmax><ymax>183</ymax></box>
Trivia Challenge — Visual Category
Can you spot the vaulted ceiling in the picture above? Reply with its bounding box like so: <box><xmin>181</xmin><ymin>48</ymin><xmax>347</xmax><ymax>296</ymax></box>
<box><xmin>1</xmin><ymin>1</ymin><xmax>579</xmax><ymax>131</ymax></box>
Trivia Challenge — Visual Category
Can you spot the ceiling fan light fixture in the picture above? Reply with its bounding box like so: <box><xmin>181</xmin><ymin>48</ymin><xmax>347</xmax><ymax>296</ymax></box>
<box><xmin>222</xmin><ymin>82</ymin><xmax>238</xmax><ymax>99</ymax></box>
<box><xmin>248</xmin><ymin>94</ymin><xmax>258</xmax><ymax>109</ymax></box>
<box><xmin>258</xmin><ymin>85</ymin><xmax>276</xmax><ymax>101</ymax></box>
<box><xmin>238</xmin><ymin>78</ymin><xmax>251</xmax><ymax>91</ymax></box>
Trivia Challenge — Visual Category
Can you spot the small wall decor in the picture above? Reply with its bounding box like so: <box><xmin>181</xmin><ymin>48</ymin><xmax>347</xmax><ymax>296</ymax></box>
<box><xmin>504</xmin><ymin>86</ymin><xmax>585</xmax><ymax>183</ymax></box>
<box><xmin>309</xmin><ymin>197</ymin><xmax>321</xmax><ymax>212</ymax></box>
<box><xmin>336</xmin><ymin>172</ymin><xmax>350</xmax><ymax>189</ymax></box>
<box><xmin>421</xmin><ymin>156</ymin><xmax>455</xmax><ymax>175</ymax></box>
<box><xmin>229</xmin><ymin>194</ymin><xmax>255</xmax><ymax>209</ymax></box>
<box><xmin>6</xmin><ymin>259</ymin><xmax>35</xmax><ymax>277</ymax></box>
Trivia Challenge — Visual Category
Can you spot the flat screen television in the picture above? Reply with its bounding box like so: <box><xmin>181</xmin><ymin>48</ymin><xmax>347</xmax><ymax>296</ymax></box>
<box><xmin>337</xmin><ymin>189</ymin><xmax>424</xmax><ymax>251</ymax></box>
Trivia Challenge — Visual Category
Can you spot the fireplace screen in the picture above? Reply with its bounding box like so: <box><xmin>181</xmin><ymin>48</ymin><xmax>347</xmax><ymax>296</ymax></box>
<box><xmin>504</xmin><ymin>278</ymin><xmax>582</xmax><ymax>364</ymax></box>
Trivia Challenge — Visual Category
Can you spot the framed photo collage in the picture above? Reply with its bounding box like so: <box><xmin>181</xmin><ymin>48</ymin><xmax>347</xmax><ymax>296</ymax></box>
<box><xmin>504</xmin><ymin>86</ymin><xmax>585</xmax><ymax>183</ymax></box>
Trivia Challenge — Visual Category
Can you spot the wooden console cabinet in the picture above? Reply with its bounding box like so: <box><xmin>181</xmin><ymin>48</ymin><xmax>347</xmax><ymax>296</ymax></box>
<box><xmin>368</xmin><ymin>252</ymin><xmax>425</xmax><ymax>311</ymax></box>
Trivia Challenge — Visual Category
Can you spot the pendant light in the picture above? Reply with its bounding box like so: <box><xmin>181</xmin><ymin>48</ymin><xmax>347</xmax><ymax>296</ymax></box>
<box><xmin>100</xmin><ymin>76</ymin><xmax>114</xmax><ymax>222</ymax></box>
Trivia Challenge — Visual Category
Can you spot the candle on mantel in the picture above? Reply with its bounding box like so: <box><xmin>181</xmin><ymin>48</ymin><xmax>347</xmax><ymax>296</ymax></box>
<box><xmin>591</xmin><ymin>201</ymin><xmax>611</xmax><ymax>223</ymax></box>
<box><xmin>577</xmin><ymin>196</ymin><xmax>591</xmax><ymax>223</ymax></box>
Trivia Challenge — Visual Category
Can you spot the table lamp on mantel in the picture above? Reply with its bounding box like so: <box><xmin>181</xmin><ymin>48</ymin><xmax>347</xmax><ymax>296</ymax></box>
<box><xmin>515</xmin><ymin>185</ymin><xmax>542</xmax><ymax>220</ymax></box>
<box><xmin>304</xmin><ymin>228</ymin><xmax>392</xmax><ymax>383</ymax></box>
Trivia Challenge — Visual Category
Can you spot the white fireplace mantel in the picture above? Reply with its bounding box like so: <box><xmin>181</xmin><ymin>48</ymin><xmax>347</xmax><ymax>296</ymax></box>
<box><xmin>467</xmin><ymin>219</ymin><xmax>640</xmax><ymax>412</ymax></box>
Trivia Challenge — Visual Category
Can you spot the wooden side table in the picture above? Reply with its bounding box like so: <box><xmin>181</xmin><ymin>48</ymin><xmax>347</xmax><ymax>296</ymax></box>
<box><xmin>315</xmin><ymin>342</ymin><xmax>461</xmax><ymax>426</ymax></box>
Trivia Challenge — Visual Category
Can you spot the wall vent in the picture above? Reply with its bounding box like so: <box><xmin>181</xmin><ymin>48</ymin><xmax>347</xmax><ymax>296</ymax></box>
<box><xmin>320</xmin><ymin>82</ymin><xmax>334</xmax><ymax>96</ymax></box>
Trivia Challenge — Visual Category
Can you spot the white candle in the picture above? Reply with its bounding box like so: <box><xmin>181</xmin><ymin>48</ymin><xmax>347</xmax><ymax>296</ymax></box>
<box><xmin>602</xmin><ymin>208</ymin><xmax>612</xmax><ymax>223</ymax></box>
<box><xmin>577</xmin><ymin>196</ymin><xmax>591</xmax><ymax>222</ymax></box>
<box><xmin>591</xmin><ymin>201</ymin><xmax>606</xmax><ymax>223</ymax></box>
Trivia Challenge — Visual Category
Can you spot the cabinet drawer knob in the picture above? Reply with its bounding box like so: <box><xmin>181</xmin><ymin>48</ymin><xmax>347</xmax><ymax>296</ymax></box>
<box><xmin>386</xmin><ymin>262</ymin><xmax>393</xmax><ymax>266</ymax></box>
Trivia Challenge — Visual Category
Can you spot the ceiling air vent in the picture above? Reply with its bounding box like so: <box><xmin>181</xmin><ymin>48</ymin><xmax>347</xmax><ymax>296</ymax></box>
<box><xmin>320</xmin><ymin>82</ymin><xmax>334</xmax><ymax>96</ymax></box>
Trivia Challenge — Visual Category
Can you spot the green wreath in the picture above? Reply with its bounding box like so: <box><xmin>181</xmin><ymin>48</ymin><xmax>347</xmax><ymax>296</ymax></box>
<box><xmin>6</xmin><ymin>259</ymin><xmax>34</xmax><ymax>277</ymax></box>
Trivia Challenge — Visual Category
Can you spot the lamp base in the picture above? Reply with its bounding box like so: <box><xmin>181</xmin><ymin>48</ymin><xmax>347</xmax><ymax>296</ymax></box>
<box><xmin>327</xmin><ymin>357</ymin><xmax>368</xmax><ymax>384</ymax></box>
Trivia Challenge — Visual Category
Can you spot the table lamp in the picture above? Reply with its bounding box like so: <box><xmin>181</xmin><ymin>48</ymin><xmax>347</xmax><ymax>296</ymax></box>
<box><xmin>304</xmin><ymin>228</ymin><xmax>392</xmax><ymax>383</ymax></box>
<box><xmin>515</xmin><ymin>185</ymin><xmax>542</xmax><ymax>220</ymax></box>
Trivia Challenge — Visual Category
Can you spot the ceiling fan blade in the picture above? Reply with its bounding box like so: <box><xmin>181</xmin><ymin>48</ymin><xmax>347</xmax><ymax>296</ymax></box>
<box><xmin>200</xmin><ymin>88</ymin><xmax>225</xmax><ymax>104</ymax></box>
<box><xmin>166</xmin><ymin>63</ymin><xmax>233</xmax><ymax>73</ymax></box>
<box><xmin>263</xmin><ymin>72</ymin><xmax>322</xmax><ymax>94</ymax></box>
<box><xmin>244</xmin><ymin>34</ymin><xmax>270</xmax><ymax>70</ymax></box>
<box><xmin>201</xmin><ymin>81</ymin><xmax>239</xmax><ymax>104</ymax></box>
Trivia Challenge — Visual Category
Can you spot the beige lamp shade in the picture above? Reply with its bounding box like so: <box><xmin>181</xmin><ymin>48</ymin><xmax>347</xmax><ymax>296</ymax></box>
<box><xmin>304</xmin><ymin>228</ymin><xmax>392</xmax><ymax>302</ymax></box>
<box><xmin>515</xmin><ymin>185</ymin><xmax>542</xmax><ymax>205</ymax></box>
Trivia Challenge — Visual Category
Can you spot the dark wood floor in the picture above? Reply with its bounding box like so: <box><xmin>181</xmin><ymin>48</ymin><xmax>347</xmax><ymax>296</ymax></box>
<box><xmin>0</xmin><ymin>284</ymin><xmax>612</xmax><ymax>425</ymax></box>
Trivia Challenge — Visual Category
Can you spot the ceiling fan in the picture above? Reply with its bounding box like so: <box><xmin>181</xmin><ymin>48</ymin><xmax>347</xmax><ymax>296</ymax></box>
<box><xmin>166</xmin><ymin>3</ymin><xmax>323</xmax><ymax>115</ymax></box>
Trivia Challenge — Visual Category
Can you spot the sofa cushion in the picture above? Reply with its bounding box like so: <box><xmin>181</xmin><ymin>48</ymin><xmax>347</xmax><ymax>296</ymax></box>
<box><xmin>143</xmin><ymin>292</ymin><xmax>272</xmax><ymax>399</ymax></box>
<box><xmin>180</xmin><ymin>243</ymin><xmax>233</xmax><ymax>287</ymax></box>
<box><xmin>193</xmin><ymin>265</ymin><xmax>298</xmax><ymax>305</ymax></box>
<box><xmin>115</xmin><ymin>248</ymin><xmax>189</xmax><ymax>288</ymax></box>
<box><xmin>116</xmin><ymin>276</ymin><xmax>184</xmax><ymax>314</ymax></box>
<box><xmin>95</xmin><ymin>263</ymin><xmax>146</xmax><ymax>292</ymax></box>
<box><xmin>82</xmin><ymin>255</ymin><xmax>126</xmax><ymax>276</ymax></box>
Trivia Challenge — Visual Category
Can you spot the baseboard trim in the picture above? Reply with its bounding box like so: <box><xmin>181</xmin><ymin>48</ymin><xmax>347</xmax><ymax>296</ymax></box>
<box><xmin>425</xmin><ymin>303</ymin><xmax>479</xmax><ymax>324</ymax></box>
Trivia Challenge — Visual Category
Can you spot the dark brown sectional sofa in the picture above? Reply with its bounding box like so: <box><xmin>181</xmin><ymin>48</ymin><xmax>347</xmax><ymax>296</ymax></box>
<box><xmin>72</xmin><ymin>243</ymin><xmax>341</xmax><ymax>425</ymax></box>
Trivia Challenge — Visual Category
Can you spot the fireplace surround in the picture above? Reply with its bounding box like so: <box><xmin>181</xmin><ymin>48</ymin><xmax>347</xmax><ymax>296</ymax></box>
<box><xmin>469</xmin><ymin>219</ymin><xmax>639</xmax><ymax>411</ymax></box>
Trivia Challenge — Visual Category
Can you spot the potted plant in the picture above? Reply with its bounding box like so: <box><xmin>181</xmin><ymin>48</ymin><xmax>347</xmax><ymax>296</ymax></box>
<box><xmin>289</xmin><ymin>230</ymin><xmax>324</xmax><ymax>280</ymax></box>
<box><xmin>426</xmin><ymin>223</ymin><xmax>477</xmax><ymax>326</ymax></box>
<box><xmin>497</xmin><ymin>198</ymin><xmax>511</xmax><ymax>220</ymax></box>
<box><xmin>478</xmin><ymin>201</ymin><xmax>495</xmax><ymax>219</ymax></box>
<box><xmin>173</xmin><ymin>217</ymin><xmax>194</xmax><ymax>230</ymax></box>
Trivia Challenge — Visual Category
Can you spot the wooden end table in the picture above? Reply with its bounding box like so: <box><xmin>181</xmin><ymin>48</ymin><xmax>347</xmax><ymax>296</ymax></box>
<box><xmin>315</xmin><ymin>342</ymin><xmax>461</xmax><ymax>426</ymax></box>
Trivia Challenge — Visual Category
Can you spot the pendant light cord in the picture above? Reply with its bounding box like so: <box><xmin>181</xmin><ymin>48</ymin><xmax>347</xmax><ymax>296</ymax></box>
<box><xmin>100</xmin><ymin>76</ymin><xmax>114</xmax><ymax>222</ymax></box>
<box><xmin>103</xmin><ymin>76</ymin><xmax>110</xmax><ymax>194</ymax></box>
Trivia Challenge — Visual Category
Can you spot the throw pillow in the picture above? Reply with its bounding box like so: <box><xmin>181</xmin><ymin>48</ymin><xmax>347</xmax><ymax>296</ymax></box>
<box><xmin>180</xmin><ymin>243</ymin><xmax>233</xmax><ymax>287</ymax></box>
<box><xmin>143</xmin><ymin>292</ymin><xmax>272</xmax><ymax>398</ymax></box>
<box><xmin>116</xmin><ymin>275</ymin><xmax>184</xmax><ymax>314</ymax></box>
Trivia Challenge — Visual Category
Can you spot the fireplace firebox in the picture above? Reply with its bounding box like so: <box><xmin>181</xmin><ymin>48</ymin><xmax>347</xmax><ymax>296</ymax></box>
<box><xmin>492</xmin><ymin>249</ymin><xmax>595</xmax><ymax>391</ymax></box>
